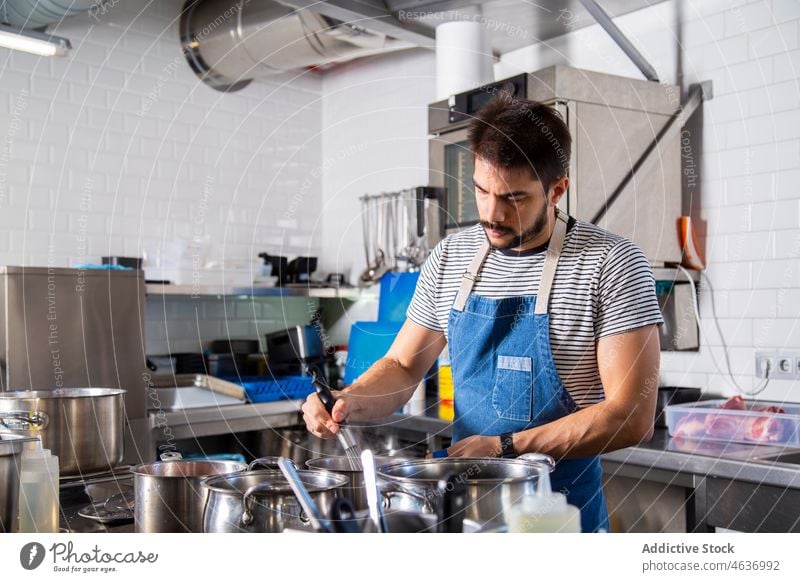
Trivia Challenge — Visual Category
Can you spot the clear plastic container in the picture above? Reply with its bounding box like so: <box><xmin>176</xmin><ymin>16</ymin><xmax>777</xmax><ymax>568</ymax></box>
<box><xmin>17</xmin><ymin>439</ymin><xmax>60</xmax><ymax>533</ymax></box>
<box><xmin>665</xmin><ymin>399</ymin><xmax>800</xmax><ymax>446</ymax></box>
<box><xmin>505</xmin><ymin>462</ymin><xmax>581</xmax><ymax>533</ymax></box>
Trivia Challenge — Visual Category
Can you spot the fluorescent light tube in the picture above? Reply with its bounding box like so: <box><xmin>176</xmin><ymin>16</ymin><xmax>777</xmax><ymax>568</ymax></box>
<box><xmin>0</xmin><ymin>24</ymin><xmax>71</xmax><ymax>57</ymax></box>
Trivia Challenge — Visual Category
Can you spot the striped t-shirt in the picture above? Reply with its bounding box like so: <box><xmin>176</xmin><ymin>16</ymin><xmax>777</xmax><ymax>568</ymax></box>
<box><xmin>407</xmin><ymin>217</ymin><xmax>664</xmax><ymax>408</ymax></box>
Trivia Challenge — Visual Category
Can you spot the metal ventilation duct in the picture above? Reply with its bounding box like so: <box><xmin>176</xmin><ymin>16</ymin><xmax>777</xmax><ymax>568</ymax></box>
<box><xmin>180</xmin><ymin>0</ymin><xmax>416</xmax><ymax>92</ymax></box>
<box><xmin>0</xmin><ymin>0</ymin><xmax>98</xmax><ymax>29</ymax></box>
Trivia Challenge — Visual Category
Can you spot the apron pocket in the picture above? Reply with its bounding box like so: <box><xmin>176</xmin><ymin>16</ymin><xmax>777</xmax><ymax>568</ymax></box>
<box><xmin>492</xmin><ymin>355</ymin><xmax>533</xmax><ymax>422</ymax></box>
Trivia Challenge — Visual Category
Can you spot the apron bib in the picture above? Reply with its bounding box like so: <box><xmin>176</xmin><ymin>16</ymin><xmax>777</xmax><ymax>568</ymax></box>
<box><xmin>447</xmin><ymin>209</ymin><xmax>610</xmax><ymax>533</ymax></box>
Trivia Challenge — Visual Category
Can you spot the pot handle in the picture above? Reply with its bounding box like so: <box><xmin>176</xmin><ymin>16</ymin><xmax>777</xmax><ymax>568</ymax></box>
<box><xmin>159</xmin><ymin>450</ymin><xmax>183</xmax><ymax>462</ymax></box>
<box><xmin>517</xmin><ymin>452</ymin><xmax>556</xmax><ymax>471</ymax></box>
<box><xmin>246</xmin><ymin>456</ymin><xmax>294</xmax><ymax>471</ymax></box>
<box><xmin>241</xmin><ymin>481</ymin><xmax>282</xmax><ymax>526</ymax></box>
<box><xmin>380</xmin><ymin>481</ymin><xmax>435</xmax><ymax>513</ymax></box>
<box><xmin>0</xmin><ymin>410</ymin><xmax>49</xmax><ymax>431</ymax></box>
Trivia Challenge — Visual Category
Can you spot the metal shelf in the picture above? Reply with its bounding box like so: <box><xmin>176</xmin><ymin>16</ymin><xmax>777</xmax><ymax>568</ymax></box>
<box><xmin>145</xmin><ymin>283</ymin><xmax>364</xmax><ymax>300</ymax></box>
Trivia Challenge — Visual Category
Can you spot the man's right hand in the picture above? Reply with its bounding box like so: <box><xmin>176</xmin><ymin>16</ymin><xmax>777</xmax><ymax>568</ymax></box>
<box><xmin>301</xmin><ymin>391</ymin><xmax>355</xmax><ymax>439</ymax></box>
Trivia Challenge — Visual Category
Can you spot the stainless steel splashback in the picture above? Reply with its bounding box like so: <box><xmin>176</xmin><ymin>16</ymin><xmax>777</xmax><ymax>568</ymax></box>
<box><xmin>428</xmin><ymin>65</ymin><xmax>683</xmax><ymax>266</ymax></box>
<box><xmin>0</xmin><ymin>267</ymin><xmax>149</xmax><ymax>419</ymax></box>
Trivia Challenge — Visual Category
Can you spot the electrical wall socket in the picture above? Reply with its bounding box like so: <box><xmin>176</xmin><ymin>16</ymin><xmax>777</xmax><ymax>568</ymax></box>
<box><xmin>755</xmin><ymin>352</ymin><xmax>800</xmax><ymax>380</ymax></box>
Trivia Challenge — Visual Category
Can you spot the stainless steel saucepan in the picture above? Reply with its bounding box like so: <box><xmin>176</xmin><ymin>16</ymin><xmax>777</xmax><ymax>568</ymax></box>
<box><xmin>377</xmin><ymin>455</ymin><xmax>555</xmax><ymax>525</ymax></box>
<box><xmin>201</xmin><ymin>466</ymin><xmax>348</xmax><ymax>533</ymax></box>
<box><xmin>0</xmin><ymin>388</ymin><xmax>125</xmax><ymax>476</ymax></box>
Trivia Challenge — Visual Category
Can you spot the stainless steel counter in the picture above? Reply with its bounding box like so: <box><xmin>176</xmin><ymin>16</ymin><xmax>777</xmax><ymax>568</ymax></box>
<box><xmin>602</xmin><ymin>429</ymin><xmax>800</xmax><ymax>489</ymax></box>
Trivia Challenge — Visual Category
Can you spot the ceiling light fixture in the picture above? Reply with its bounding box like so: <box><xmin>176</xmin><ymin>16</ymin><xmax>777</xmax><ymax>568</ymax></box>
<box><xmin>0</xmin><ymin>23</ymin><xmax>71</xmax><ymax>57</ymax></box>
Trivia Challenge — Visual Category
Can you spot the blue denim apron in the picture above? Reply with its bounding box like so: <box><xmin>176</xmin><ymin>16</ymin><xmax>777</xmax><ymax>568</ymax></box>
<box><xmin>447</xmin><ymin>209</ymin><xmax>610</xmax><ymax>533</ymax></box>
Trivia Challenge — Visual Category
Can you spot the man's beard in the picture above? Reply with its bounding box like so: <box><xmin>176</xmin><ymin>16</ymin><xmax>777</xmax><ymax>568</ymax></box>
<box><xmin>480</xmin><ymin>204</ymin><xmax>550</xmax><ymax>250</ymax></box>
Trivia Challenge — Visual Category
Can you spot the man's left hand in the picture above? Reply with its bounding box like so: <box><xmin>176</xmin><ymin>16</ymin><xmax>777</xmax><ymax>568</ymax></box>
<box><xmin>445</xmin><ymin>435</ymin><xmax>501</xmax><ymax>457</ymax></box>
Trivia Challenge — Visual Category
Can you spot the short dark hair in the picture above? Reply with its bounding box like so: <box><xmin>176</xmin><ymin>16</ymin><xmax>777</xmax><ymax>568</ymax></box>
<box><xmin>467</xmin><ymin>95</ymin><xmax>572</xmax><ymax>191</ymax></box>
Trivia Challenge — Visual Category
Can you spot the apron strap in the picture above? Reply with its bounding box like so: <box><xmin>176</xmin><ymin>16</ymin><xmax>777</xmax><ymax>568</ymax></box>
<box><xmin>534</xmin><ymin>208</ymin><xmax>569</xmax><ymax>315</ymax></box>
<box><xmin>453</xmin><ymin>239</ymin><xmax>491</xmax><ymax>312</ymax></box>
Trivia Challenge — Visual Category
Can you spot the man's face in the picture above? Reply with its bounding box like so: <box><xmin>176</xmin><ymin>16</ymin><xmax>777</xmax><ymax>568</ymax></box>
<box><xmin>473</xmin><ymin>156</ymin><xmax>550</xmax><ymax>250</ymax></box>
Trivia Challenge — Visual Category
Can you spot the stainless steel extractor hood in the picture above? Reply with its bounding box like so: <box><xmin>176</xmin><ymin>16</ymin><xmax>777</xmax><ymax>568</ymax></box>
<box><xmin>180</xmin><ymin>0</ymin><xmax>419</xmax><ymax>91</ymax></box>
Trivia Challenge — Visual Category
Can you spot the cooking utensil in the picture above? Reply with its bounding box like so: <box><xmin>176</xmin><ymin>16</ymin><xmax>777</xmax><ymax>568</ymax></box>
<box><xmin>439</xmin><ymin>472</ymin><xmax>467</xmax><ymax>533</ymax></box>
<box><xmin>361</xmin><ymin>449</ymin><xmax>388</xmax><ymax>533</ymax></box>
<box><xmin>201</xmin><ymin>468</ymin><xmax>347</xmax><ymax>533</ymax></box>
<box><xmin>378</xmin><ymin>456</ymin><xmax>555</xmax><ymax>524</ymax></box>
<box><xmin>130</xmin><ymin>458</ymin><xmax>246</xmax><ymax>533</ymax></box>
<box><xmin>328</xmin><ymin>497</ymin><xmax>360</xmax><ymax>533</ymax></box>
<box><xmin>0</xmin><ymin>388</ymin><xmax>125</xmax><ymax>476</ymax></box>
<box><xmin>277</xmin><ymin>457</ymin><xmax>331</xmax><ymax>533</ymax></box>
<box><xmin>311</xmin><ymin>372</ymin><xmax>362</xmax><ymax>468</ymax></box>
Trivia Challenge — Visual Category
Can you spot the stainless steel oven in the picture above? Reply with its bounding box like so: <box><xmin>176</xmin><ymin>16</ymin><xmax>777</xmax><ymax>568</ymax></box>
<box><xmin>428</xmin><ymin>65</ymin><xmax>683</xmax><ymax>266</ymax></box>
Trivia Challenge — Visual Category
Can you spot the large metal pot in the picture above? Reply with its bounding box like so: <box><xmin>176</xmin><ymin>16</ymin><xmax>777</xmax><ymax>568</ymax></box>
<box><xmin>0</xmin><ymin>434</ymin><xmax>38</xmax><ymax>533</ymax></box>
<box><xmin>131</xmin><ymin>459</ymin><xmax>246</xmax><ymax>533</ymax></box>
<box><xmin>306</xmin><ymin>455</ymin><xmax>415</xmax><ymax>512</ymax></box>
<box><xmin>0</xmin><ymin>388</ymin><xmax>125</xmax><ymax>476</ymax></box>
<box><xmin>201</xmin><ymin>468</ymin><xmax>348</xmax><ymax>533</ymax></box>
<box><xmin>378</xmin><ymin>456</ymin><xmax>555</xmax><ymax>525</ymax></box>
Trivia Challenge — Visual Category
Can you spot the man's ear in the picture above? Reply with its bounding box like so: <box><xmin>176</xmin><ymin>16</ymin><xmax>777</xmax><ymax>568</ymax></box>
<box><xmin>549</xmin><ymin>176</ymin><xmax>569</xmax><ymax>206</ymax></box>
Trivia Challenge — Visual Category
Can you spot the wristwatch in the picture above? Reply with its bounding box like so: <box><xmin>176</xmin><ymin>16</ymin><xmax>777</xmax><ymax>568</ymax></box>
<box><xmin>499</xmin><ymin>432</ymin><xmax>516</xmax><ymax>458</ymax></box>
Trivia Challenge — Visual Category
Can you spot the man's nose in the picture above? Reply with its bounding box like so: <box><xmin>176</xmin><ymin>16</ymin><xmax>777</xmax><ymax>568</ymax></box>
<box><xmin>485</xmin><ymin>195</ymin><xmax>505</xmax><ymax>223</ymax></box>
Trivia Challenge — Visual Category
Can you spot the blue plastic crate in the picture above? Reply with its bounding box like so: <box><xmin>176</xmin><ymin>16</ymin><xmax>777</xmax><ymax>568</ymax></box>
<box><xmin>223</xmin><ymin>375</ymin><xmax>315</xmax><ymax>404</ymax></box>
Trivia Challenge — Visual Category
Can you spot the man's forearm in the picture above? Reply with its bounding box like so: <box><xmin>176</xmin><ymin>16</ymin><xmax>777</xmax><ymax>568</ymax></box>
<box><xmin>341</xmin><ymin>356</ymin><xmax>423</xmax><ymax>420</ymax></box>
<box><xmin>513</xmin><ymin>400</ymin><xmax>654</xmax><ymax>459</ymax></box>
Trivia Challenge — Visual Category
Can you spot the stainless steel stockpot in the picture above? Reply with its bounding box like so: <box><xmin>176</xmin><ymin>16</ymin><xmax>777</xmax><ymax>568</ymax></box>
<box><xmin>377</xmin><ymin>456</ymin><xmax>555</xmax><ymax>524</ymax></box>
<box><xmin>131</xmin><ymin>459</ymin><xmax>246</xmax><ymax>533</ymax></box>
<box><xmin>305</xmin><ymin>455</ymin><xmax>412</xmax><ymax>512</ymax></box>
<box><xmin>0</xmin><ymin>388</ymin><xmax>125</xmax><ymax>476</ymax></box>
<box><xmin>201</xmin><ymin>468</ymin><xmax>348</xmax><ymax>533</ymax></box>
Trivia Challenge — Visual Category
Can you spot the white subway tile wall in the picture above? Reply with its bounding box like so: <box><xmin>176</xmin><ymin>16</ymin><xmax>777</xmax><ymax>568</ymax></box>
<box><xmin>0</xmin><ymin>0</ymin><xmax>324</xmax><ymax>351</ymax></box>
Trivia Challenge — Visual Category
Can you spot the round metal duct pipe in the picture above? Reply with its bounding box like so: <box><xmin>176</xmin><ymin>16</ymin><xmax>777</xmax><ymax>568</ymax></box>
<box><xmin>0</xmin><ymin>0</ymin><xmax>99</xmax><ymax>29</ymax></box>
<box><xmin>180</xmin><ymin>0</ymin><xmax>414</xmax><ymax>92</ymax></box>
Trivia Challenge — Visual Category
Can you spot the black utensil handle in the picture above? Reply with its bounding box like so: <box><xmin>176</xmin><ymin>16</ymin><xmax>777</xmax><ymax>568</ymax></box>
<box><xmin>311</xmin><ymin>372</ymin><xmax>336</xmax><ymax>415</ymax></box>
<box><xmin>441</xmin><ymin>472</ymin><xmax>467</xmax><ymax>534</ymax></box>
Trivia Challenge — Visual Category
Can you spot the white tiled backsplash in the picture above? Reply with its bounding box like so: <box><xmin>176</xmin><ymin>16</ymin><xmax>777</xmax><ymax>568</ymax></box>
<box><xmin>1</xmin><ymin>0</ymin><xmax>798</xmax><ymax>398</ymax></box>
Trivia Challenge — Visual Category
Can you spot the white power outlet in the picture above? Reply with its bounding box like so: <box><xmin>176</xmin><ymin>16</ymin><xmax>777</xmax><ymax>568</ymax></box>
<box><xmin>756</xmin><ymin>352</ymin><xmax>800</xmax><ymax>380</ymax></box>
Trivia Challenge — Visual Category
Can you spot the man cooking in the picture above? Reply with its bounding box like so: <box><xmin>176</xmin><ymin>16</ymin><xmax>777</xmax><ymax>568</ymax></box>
<box><xmin>302</xmin><ymin>96</ymin><xmax>662</xmax><ymax>533</ymax></box>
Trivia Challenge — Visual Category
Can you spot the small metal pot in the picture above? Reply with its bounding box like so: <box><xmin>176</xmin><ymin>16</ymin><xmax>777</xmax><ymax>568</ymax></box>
<box><xmin>201</xmin><ymin>468</ymin><xmax>348</xmax><ymax>533</ymax></box>
<box><xmin>131</xmin><ymin>459</ymin><xmax>246</xmax><ymax>533</ymax></box>
<box><xmin>0</xmin><ymin>388</ymin><xmax>125</xmax><ymax>476</ymax></box>
<box><xmin>378</xmin><ymin>456</ymin><xmax>555</xmax><ymax>525</ymax></box>
<box><xmin>0</xmin><ymin>434</ymin><xmax>38</xmax><ymax>533</ymax></box>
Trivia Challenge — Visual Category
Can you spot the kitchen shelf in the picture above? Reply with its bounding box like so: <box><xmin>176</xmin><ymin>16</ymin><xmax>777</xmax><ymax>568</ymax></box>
<box><xmin>147</xmin><ymin>399</ymin><xmax>302</xmax><ymax>441</ymax></box>
<box><xmin>145</xmin><ymin>283</ymin><xmax>365</xmax><ymax>300</ymax></box>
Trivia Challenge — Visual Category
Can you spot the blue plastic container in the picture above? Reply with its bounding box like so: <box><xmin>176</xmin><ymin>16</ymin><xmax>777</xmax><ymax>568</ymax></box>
<box><xmin>378</xmin><ymin>272</ymin><xmax>420</xmax><ymax>323</ymax></box>
<box><xmin>222</xmin><ymin>375</ymin><xmax>315</xmax><ymax>404</ymax></box>
<box><xmin>343</xmin><ymin>321</ymin><xmax>403</xmax><ymax>385</ymax></box>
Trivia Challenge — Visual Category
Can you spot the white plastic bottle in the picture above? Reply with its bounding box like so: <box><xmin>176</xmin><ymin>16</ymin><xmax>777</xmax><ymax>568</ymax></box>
<box><xmin>17</xmin><ymin>439</ymin><xmax>60</xmax><ymax>533</ymax></box>
<box><xmin>506</xmin><ymin>463</ymin><xmax>581</xmax><ymax>533</ymax></box>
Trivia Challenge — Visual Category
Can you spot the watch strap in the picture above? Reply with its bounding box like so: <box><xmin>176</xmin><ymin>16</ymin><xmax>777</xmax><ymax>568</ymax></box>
<box><xmin>499</xmin><ymin>432</ymin><xmax>516</xmax><ymax>458</ymax></box>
